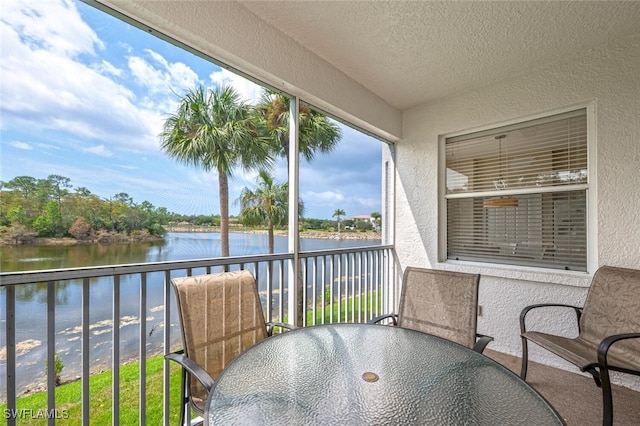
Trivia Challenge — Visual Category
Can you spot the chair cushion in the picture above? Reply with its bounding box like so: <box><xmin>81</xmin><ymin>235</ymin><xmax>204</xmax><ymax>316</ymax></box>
<box><xmin>172</xmin><ymin>270</ymin><xmax>268</xmax><ymax>404</ymax></box>
<box><xmin>579</xmin><ymin>266</ymin><xmax>640</xmax><ymax>369</ymax></box>
<box><xmin>523</xmin><ymin>331</ymin><xmax>640</xmax><ymax>373</ymax></box>
<box><xmin>398</xmin><ymin>267</ymin><xmax>479</xmax><ymax>348</ymax></box>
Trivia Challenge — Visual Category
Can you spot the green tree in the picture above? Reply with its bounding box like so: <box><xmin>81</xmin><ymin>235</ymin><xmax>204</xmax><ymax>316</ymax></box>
<box><xmin>3</xmin><ymin>176</ymin><xmax>38</xmax><ymax>222</ymax></box>
<box><xmin>371</xmin><ymin>211</ymin><xmax>381</xmax><ymax>230</ymax></box>
<box><xmin>238</xmin><ymin>170</ymin><xmax>289</xmax><ymax>254</ymax></box>
<box><xmin>255</xmin><ymin>92</ymin><xmax>341</xmax><ymax>325</ymax></box>
<box><xmin>255</xmin><ymin>91</ymin><xmax>342</xmax><ymax>165</ymax></box>
<box><xmin>45</xmin><ymin>175</ymin><xmax>72</xmax><ymax>232</ymax></box>
<box><xmin>7</xmin><ymin>205</ymin><xmax>27</xmax><ymax>225</ymax></box>
<box><xmin>160</xmin><ymin>85</ymin><xmax>271</xmax><ymax>257</ymax></box>
<box><xmin>33</xmin><ymin>201</ymin><xmax>61</xmax><ymax>236</ymax></box>
<box><xmin>333</xmin><ymin>208</ymin><xmax>346</xmax><ymax>233</ymax></box>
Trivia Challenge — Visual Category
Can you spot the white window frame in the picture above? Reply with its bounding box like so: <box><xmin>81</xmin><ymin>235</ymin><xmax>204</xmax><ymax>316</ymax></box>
<box><xmin>439</xmin><ymin>103</ymin><xmax>597</xmax><ymax>274</ymax></box>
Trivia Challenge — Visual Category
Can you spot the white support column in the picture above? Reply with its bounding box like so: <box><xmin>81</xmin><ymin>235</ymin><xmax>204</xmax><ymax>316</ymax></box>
<box><xmin>288</xmin><ymin>96</ymin><xmax>300</xmax><ymax>326</ymax></box>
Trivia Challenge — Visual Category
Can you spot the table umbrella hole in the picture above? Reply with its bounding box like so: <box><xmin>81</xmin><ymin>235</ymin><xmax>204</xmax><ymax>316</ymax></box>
<box><xmin>362</xmin><ymin>372</ymin><xmax>379</xmax><ymax>382</ymax></box>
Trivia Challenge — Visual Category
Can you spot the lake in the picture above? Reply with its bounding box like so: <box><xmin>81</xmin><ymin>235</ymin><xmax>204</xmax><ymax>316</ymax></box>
<box><xmin>0</xmin><ymin>232</ymin><xmax>381</xmax><ymax>400</ymax></box>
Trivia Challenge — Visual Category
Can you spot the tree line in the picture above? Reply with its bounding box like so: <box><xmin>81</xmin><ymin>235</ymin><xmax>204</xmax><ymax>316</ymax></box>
<box><xmin>0</xmin><ymin>173</ymin><xmax>377</xmax><ymax>243</ymax></box>
<box><xmin>0</xmin><ymin>174</ymin><xmax>177</xmax><ymax>242</ymax></box>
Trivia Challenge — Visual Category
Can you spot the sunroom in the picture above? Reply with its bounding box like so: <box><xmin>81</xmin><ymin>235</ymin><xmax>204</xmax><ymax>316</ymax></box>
<box><xmin>3</xmin><ymin>0</ymin><xmax>640</xmax><ymax>424</ymax></box>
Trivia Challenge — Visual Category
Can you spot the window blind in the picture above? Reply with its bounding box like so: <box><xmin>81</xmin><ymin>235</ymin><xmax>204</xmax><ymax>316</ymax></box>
<box><xmin>445</xmin><ymin>109</ymin><xmax>588</xmax><ymax>271</ymax></box>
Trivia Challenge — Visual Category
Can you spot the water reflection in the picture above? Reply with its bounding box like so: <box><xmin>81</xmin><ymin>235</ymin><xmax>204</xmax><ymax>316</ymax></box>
<box><xmin>0</xmin><ymin>232</ymin><xmax>380</xmax><ymax>400</ymax></box>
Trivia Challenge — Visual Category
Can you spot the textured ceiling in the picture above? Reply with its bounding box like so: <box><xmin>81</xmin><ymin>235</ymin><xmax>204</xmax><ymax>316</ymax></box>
<box><xmin>239</xmin><ymin>1</ymin><xmax>640</xmax><ymax>111</ymax></box>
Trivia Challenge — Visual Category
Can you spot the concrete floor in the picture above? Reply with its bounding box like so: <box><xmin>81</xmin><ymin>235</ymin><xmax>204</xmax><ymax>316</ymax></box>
<box><xmin>485</xmin><ymin>349</ymin><xmax>640</xmax><ymax>426</ymax></box>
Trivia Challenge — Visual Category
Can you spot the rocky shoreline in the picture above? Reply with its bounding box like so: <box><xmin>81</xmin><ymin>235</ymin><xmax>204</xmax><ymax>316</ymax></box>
<box><xmin>167</xmin><ymin>226</ymin><xmax>381</xmax><ymax>241</ymax></box>
<box><xmin>2</xmin><ymin>228</ymin><xmax>380</xmax><ymax>245</ymax></box>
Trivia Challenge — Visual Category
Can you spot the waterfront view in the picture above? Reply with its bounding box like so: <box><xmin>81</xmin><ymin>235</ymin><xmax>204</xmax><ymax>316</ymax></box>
<box><xmin>0</xmin><ymin>232</ymin><xmax>381</xmax><ymax>401</ymax></box>
<box><xmin>0</xmin><ymin>0</ymin><xmax>387</xmax><ymax>411</ymax></box>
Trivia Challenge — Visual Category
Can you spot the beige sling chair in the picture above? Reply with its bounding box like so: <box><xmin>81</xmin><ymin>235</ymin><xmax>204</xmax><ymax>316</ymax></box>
<box><xmin>370</xmin><ymin>267</ymin><xmax>493</xmax><ymax>353</ymax></box>
<box><xmin>520</xmin><ymin>266</ymin><xmax>640</xmax><ymax>426</ymax></box>
<box><xmin>166</xmin><ymin>270</ymin><xmax>294</xmax><ymax>426</ymax></box>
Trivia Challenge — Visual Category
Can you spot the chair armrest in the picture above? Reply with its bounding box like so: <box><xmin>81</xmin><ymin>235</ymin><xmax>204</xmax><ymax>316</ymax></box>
<box><xmin>597</xmin><ymin>333</ymin><xmax>640</xmax><ymax>370</ymax></box>
<box><xmin>165</xmin><ymin>351</ymin><xmax>215</xmax><ymax>392</ymax></box>
<box><xmin>266</xmin><ymin>322</ymin><xmax>298</xmax><ymax>335</ymax></box>
<box><xmin>368</xmin><ymin>313</ymin><xmax>398</xmax><ymax>325</ymax></box>
<box><xmin>520</xmin><ymin>303</ymin><xmax>583</xmax><ymax>334</ymax></box>
<box><xmin>473</xmin><ymin>334</ymin><xmax>494</xmax><ymax>353</ymax></box>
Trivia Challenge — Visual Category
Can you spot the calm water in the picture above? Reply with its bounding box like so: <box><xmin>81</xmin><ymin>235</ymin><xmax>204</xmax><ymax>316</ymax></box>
<box><xmin>0</xmin><ymin>232</ymin><xmax>380</xmax><ymax>400</ymax></box>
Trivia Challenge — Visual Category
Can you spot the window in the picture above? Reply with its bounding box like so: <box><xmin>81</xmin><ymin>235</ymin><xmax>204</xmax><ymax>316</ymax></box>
<box><xmin>444</xmin><ymin>109</ymin><xmax>588</xmax><ymax>271</ymax></box>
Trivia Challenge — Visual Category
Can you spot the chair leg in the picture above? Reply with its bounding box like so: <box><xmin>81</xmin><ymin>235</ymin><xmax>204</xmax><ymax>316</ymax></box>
<box><xmin>600</xmin><ymin>367</ymin><xmax>614</xmax><ymax>426</ymax></box>
<box><xmin>520</xmin><ymin>336</ymin><xmax>529</xmax><ymax>380</ymax></box>
<box><xmin>178</xmin><ymin>369</ymin><xmax>187</xmax><ymax>426</ymax></box>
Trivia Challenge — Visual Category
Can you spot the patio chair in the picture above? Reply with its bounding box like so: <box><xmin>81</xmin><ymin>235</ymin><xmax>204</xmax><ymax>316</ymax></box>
<box><xmin>520</xmin><ymin>265</ymin><xmax>640</xmax><ymax>426</ymax></box>
<box><xmin>369</xmin><ymin>267</ymin><xmax>493</xmax><ymax>353</ymax></box>
<box><xmin>166</xmin><ymin>269</ymin><xmax>294</xmax><ymax>426</ymax></box>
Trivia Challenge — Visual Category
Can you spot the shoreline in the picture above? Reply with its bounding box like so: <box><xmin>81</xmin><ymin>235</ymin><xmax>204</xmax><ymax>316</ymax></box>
<box><xmin>2</xmin><ymin>228</ymin><xmax>381</xmax><ymax>246</ymax></box>
<box><xmin>167</xmin><ymin>226</ymin><xmax>381</xmax><ymax>241</ymax></box>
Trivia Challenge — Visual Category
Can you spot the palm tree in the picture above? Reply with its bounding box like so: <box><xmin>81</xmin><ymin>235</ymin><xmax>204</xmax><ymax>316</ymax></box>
<box><xmin>160</xmin><ymin>85</ymin><xmax>271</xmax><ymax>257</ymax></box>
<box><xmin>255</xmin><ymin>90</ymin><xmax>342</xmax><ymax>165</ymax></box>
<box><xmin>255</xmin><ymin>90</ymin><xmax>342</xmax><ymax>326</ymax></box>
<box><xmin>371</xmin><ymin>211</ymin><xmax>381</xmax><ymax>230</ymax></box>
<box><xmin>238</xmin><ymin>170</ymin><xmax>289</xmax><ymax>254</ymax></box>
<box><xmin>333</xmin><ymin>208</ymin><xmax>346</xmax><ymax>233</ymax></box>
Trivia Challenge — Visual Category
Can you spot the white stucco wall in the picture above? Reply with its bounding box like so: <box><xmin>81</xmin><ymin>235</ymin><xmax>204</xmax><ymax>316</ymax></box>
<box><xmin>397</xmin><ymin>35</ymin><xmax>640</xmax><ymax>390</ymax></box>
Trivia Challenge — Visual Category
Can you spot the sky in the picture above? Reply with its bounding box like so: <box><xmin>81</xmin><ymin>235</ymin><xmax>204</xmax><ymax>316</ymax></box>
<box><xmin>0</xmin><ymin>0</ymin><xmax>383</xmax><ymax>220</ymax></box>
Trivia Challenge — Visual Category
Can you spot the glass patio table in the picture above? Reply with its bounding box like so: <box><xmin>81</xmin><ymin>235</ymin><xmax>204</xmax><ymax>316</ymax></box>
<box><xmin>206</xmin><ymin>323</ymin><xmax>564</xmax><ymax>425</ymax></box>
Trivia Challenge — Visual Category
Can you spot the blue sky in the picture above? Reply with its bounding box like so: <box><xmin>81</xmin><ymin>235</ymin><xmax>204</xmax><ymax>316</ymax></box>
<box><xmin>0</xmin><ymin>0</ymin><xmax>382</xmax><ymax>220</ymax></box>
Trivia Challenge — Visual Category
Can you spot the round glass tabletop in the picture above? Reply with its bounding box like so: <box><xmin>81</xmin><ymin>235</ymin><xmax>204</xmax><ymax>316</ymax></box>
<box><xmin>206</xmin><ymin>323</ymin><xmax>564</xmax><ymax>425</ymax></box>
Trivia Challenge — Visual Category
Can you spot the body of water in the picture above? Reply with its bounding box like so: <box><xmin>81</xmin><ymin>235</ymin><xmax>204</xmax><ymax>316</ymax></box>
<box><xmin>0</xmin><ymin>232</ymin><xmax>380</xmax><ymax>400</ymax></box>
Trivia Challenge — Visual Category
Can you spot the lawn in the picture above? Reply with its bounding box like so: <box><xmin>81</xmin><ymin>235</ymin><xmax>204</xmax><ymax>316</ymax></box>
<box><xmin>1</xmin><ymin>355</ymin><xmax>183</xmax><ymax>425</ymax></box>
<box><xmin>2</xmin><ymin>290</ymin><xmax>382</xmax><ymax>424</ymax></box>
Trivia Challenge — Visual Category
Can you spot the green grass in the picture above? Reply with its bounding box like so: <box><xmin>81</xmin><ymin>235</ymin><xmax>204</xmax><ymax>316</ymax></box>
<box><xmin>307</xmin><ymin>289</ymin><xmax>381</xmax><ymax>325</ymax></box>
<box><xmin>1</xmin><ymin>355</ymin><xmax>184</xmax><ymax>425</ymax></box>
<box><xmin>3</xmin><ymin>291</ymin><xmax>382</xmax><ymax>424</ymax></box>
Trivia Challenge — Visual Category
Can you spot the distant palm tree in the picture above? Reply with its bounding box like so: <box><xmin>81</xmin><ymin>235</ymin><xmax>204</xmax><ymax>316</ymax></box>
<box><xmin>333</xmin><ymin>208</ymin><xmax>346</xmax><ymax>233</ymax></box>
<box><xmin>255</xmin><ymin>90</ymin><xmax>342</xmax><ymax>165</ymax></box>
<box><xmin>160</xmin><ymin>85</ymin><xmax>271</xmax><ymax>257</ymax></box>
<box><xmin>371</xmin><ymin>211</ymin><xmax>381</xmax><ymax>230</ymax></box>
<box><xmin>238</xmin><ymin>170</ymin><xmax>289</xmax><ymax>254</ymax></box>
<box><xmin>255</xmin><ymin>90</ymin><xmax>342</xmax><ymax>326</ymax></box>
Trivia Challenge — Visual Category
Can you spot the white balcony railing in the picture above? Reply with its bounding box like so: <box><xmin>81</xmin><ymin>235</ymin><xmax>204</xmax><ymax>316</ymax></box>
<box><xmin>1</xmin><ymin>245</ymin><xmax>395</xmax><ymax>425</ymax></box>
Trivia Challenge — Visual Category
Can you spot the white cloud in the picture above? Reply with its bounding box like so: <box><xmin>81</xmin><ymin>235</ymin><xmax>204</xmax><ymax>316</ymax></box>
<box><xmin>10</xmin><ymin>141</ymin><xmax>32</xmax><ymax>150</ymax></box>
<box><xmin>0</xmin><ymin>0</ymin><xmax>168</xmax><ymax>154</ymax></box>
<box><xmin>92</xmin><ymin>60</ymin><xmax>122</xmax><ymax>77</ymax></box>
<box><xmin>129</xmin><ymin>49</ymin><xmax>199</xmax><ymax>95</ymax></box>
<box><xmin>1</xmin><ymin>0</ymin><xmax>102</xmax><ymax>57</ymax></box>
<box><xmin>84</xmin><ymin>144</ymin><xmax>112</xmax><ymax>157</ymax></box>
<box><xmin>210</xmin><ymin>69</ymin><xmax>263</xmax><ymax>104</ymax></box>
<box><xmin>304</xmin><ymin>190</ymin><xmax>346</xmax><ymax>204</ymax></box>
<box><xmin>36</xmin><ymin>142</ymin><xmax>59</xmax><ymax>150</ymax></box>
<box><xmin>186</xmin><ymin>169</ymin><xmax>219</xmax><ymax>186</ymax></box>
<box><xmin>353</xmin><ymin>195</ymin><xmax>381</xmax><ymax>211</ymax></box>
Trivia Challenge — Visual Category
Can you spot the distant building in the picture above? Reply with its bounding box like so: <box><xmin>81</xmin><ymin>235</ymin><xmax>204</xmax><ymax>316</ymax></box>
<box><xmin>350</xmin><ymin>214</ymin><xmax>374</xmax><ymax>224</ymax></box>
<box><xmin>347</xmin><ymin>214</ymin><xmax>380</xmax><ymax>230</ymax></box>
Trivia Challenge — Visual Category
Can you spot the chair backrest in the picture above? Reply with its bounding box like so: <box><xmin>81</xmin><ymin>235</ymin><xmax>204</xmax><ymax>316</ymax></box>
<box><xmin>171</xmin><ymin>270</ymin><xmax>268</xmax><ymax>404</ymax></box>
<box><xmin>397</xmin><ymin>267</ymin><xmax>480</xmax><ymax>349</ymax></box>
<box><xmin>579</xmin><ymin>266</ymin><xmax>640</xmax><ymax>366</ymax></box>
